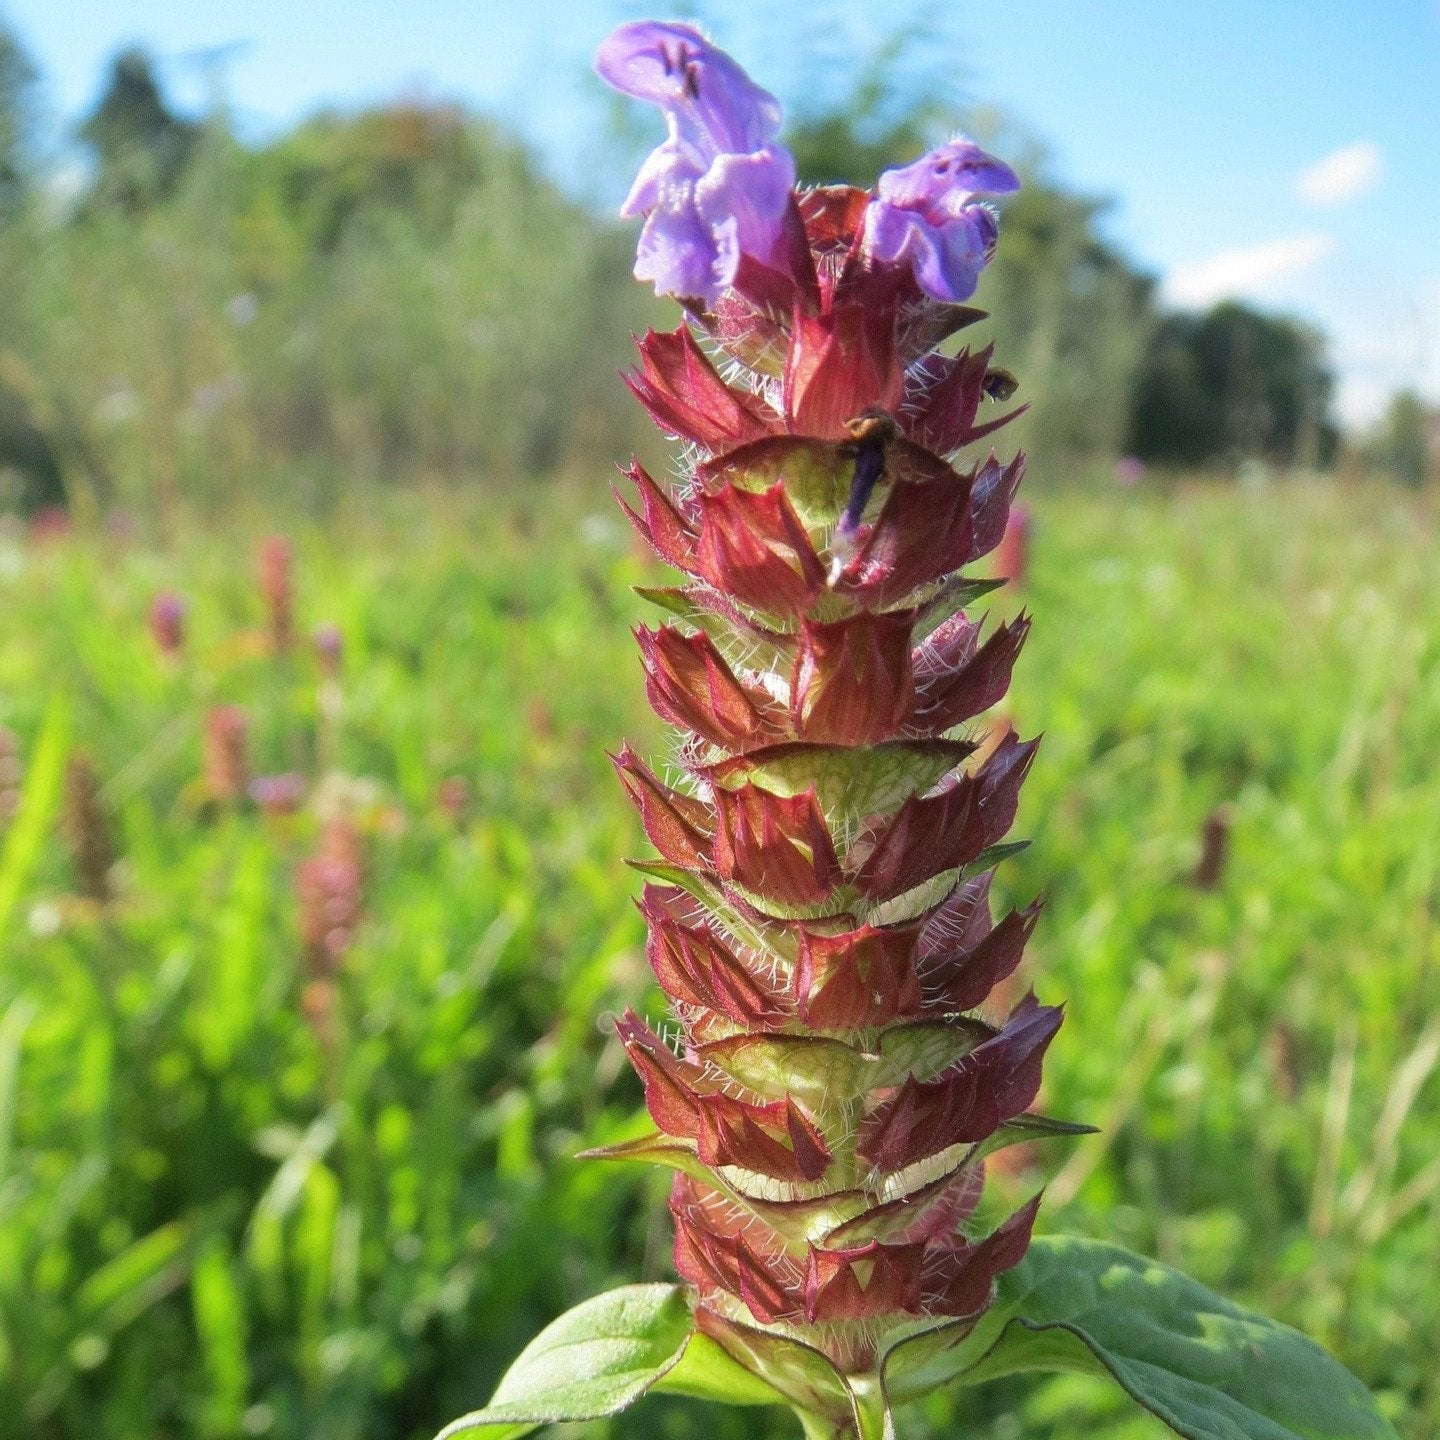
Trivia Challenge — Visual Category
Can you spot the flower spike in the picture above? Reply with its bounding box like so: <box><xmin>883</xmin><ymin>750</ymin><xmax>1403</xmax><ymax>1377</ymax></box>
<box><xmin>444</xmin><ymin>30</ymin><xmax>1398</xmax><ymax>1440</ymax></box>
<box><xmin>593</xmin><ymin>20</ymin><xmax>1055</xmax><ymax>1388</ymax></box>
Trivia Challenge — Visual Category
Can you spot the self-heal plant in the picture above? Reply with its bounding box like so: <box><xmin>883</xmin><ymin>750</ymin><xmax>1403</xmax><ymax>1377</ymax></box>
<box><xmin>439</xmin><ymin>23</ymin><xmax>1398</xmax><ymax>1440</ymax></box>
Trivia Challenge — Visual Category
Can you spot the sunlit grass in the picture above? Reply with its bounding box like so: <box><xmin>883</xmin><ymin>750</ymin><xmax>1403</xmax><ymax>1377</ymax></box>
<box><xmin>0</xmin><ymin>477</ymin><xmax>1433</xmax><ymax>1440</ymax></box>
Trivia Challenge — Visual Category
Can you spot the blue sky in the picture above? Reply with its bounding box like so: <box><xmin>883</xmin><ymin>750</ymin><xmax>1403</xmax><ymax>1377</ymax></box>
<box><xmin>6</xmin><ymin>0</ymin><xmax>1439</xmax><ymax>425</ymax></box>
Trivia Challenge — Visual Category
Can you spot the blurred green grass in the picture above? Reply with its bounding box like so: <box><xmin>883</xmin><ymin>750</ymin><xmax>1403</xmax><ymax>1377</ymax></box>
<box><xmin>0</xmin><ymin>477</ymin><xmax>1434</xmax><ymax>1440</ymax></box>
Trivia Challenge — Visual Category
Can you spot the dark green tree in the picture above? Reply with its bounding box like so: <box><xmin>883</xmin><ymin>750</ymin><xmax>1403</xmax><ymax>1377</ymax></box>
<box><xmin>0</xmin><ymin>15</ymin><xmax>37</xmax><ymax>216</ymax></box>
<box><xmin>975</xmin><ymin>169</ymin><xmax>1157</xmax><ymax>466</ymax></box>
<box><xmin>1129</xmin><ymin>301</ymin><xmax>1337</xmax><ymax>468</ymax></box>
<box><xmin>1367</xmin><ymin>390</ymin><xmax>1434</xmax><ymax>488</ymax></box>
<box><xmin>78</xmin><ymin>47</ymin><xmax>199</xmax><ymax>210</ymax></box>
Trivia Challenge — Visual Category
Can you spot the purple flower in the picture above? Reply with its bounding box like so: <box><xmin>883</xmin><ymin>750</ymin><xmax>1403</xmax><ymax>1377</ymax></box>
<box><xmin>313</xmin><ymin>623</ymin><xmax>344</xmax><ymax>675</ymax></box>
<box><xmin>594</xmin><ymin>21</ymin><xmax>795</xmax><ymax>306</ymax></box>
<box><xmin>862</xmin><ymin>136</ymin><xmax>1020</xmax><ymax>303</ymax></box>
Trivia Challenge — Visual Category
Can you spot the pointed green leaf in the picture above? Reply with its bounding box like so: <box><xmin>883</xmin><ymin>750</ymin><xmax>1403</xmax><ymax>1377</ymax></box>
<box><xmin>434</xmin><ymin>1285</ymin><xmax>695</xmax><ymax>1439</ymax></box>
<box><xmin>698</xmin><ymin>1310</ymin><xmax>856</xmax><ymax>1429</ymax></box>
<box><xmin>655</xmin><ymin>1331</ymin><xmax>787</xmax><ymax>1407</ymax></box>
<box><xmin>623</xmin><ymin>861</ymin><xmax>780</xmax><ymax>954</ymax></box>
<box><xmin>634</xmin><ymin>586</ymin><xmax>795</xmax><ymax>671</ymax></box>
<box><xmin>0</xmin><ymin>693</ymin><xmax>70</xmax><ymax>936</ymax></box>
<box><xmin>880</xmin><ymin>1314</ymin><xmax>987</xmax><ymax>1408</ymax></box>
<box><xmin>939</xmin><ymin>575</ymin><xmax>1008</xmax><ymax>609</ymax></box>
<box><xmin>578</xmin><ymin>1131</ymin><xmax>714</xmax><ymax>1186</ymax></box>
<box><xmin>962</xmin><ymin>840</ymin><xmax>1031</xmax><ymax>875</ymax></box>
<box><xmin>955</xmin><ymin>1236</ymin><xmax>1400</xmax><ymax>1440</ymax></box>
<box><xmin>993</xmin><ymin>1112</ymin><xmax>1098</xmax><ymax>1142</ymax></box>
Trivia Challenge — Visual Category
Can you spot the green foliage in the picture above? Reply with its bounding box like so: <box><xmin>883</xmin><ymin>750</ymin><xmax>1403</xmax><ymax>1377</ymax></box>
<box><xmin>958</xmin><ymin>1237</ymin><xmax>1399</xmax><ymax>1440</ymax></box>
<box><xmin>974</xmin><ymin>166</ymin><xmax>1155</xmax><ymax>471</ymax></box>
<box><xmin>0</xmin><ymin>76</ymin><xmax>663</xmax><ymax>520</ymax></box>
<box><xmin>439</xmin><ymin>1237</ymin><xmax>1399</xmax><ymax>1440</ymax></box>
<box><xmin>77</xmin><ymin>48</ymin><xmax>202</xmax><ymax>213</ymax></box>
<box><xmin>0</xmin><ymin>27</ymin><xmax>1385</xmax><ymax>522</ymax></box>
<box><xmin>436</xmin><ymin>1285</ymin><xmax>722</xmax><ymax>1440</ymax></box>
<box><xmin>0</xmin><ymin>16</ymin><xmax>37</xmax><ymax>217</ymax></box>
<box><xmin>1364</xmin><ymin>390</ymin><xmax>1434</xmax><ymax>489</ymax></box>
<box><xmin>1128</xmin><ymin>303</ymin><xmax>1338</xmax><ymax>470</ymax></box>
<box><xmin>0</xmin><ymin>479</ymin><xmax>1433</xmax><ymax>1440</ymax></box>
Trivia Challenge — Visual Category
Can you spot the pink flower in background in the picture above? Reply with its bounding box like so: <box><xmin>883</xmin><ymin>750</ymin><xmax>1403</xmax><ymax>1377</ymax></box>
<box><xmin>996</xmin><ymin>502</ymin><xmax>1033</xmax><ymax>587</ymax></box>
<box><xmin>1115</xmin><ymin>454</ymin><xmax>1147</xmax><ymax>487</ymax></box>
<box><xmin>258</xmin><ymin>535</ymin><xmax>295</xmax><ymax>653</ymax></box>
<box><xmin>148</xmin><ymin>591</ymin><xmax>187</xmax><ymax>655</ymax></box>
<box><xmin>28</xmin><ymin>506</ymin><xmax>72</xmax><ymax>544</ymax></box>
<box><xmin>250</xmin><ymin>773</ymin><xmax>307</xmax><ymax>817</ymax></box>
<box><xmin>203</xmin><ymin>705</ymin><xmax>249</xmax><ymax>805</ymax></box>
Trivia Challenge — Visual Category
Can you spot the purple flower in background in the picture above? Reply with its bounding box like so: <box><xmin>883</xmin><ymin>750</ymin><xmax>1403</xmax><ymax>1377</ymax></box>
<box><xmin>313</xmin><ymin>623</ymin><xmax>344</xmax><ymax>676</ymax></box>
<box><xmin>1115</xmin><ymin>455</ymin><xmax>1147</xmax><ymax>487</ymax></box>
<box><xmin>594</xmin><ymin>21</ymin><xmax>795</xmax><ymax>306</ymax></box>
<box><xmin>249</xmin><ymin>772</ymin><xmax>307</xmax><ymax>818</ymax></box>
<box><xmin>863</xmin><ymin>136</ymin><xmax>1020</xmax><ymax>302</ymax></box>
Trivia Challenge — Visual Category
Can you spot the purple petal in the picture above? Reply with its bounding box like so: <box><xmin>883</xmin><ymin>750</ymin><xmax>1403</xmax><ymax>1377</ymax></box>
<box><xmin>863</xmin><ymin>200</ymin><xmax>997</xmax><ymax>303</ymax></box>
<box><xmin>862</xmin><ymin>198</ymin><xmax>917</xmax><ymax>267</ymax></box>
<box><xmin>909</xmin><ymin>211</ymin><xmax>996</xmax><ymax>304</ymax></box>
<box><xmin>877</xmin><ymin>136</ymin><xmax>1020</xmax><ymax>221</ymax></box>
<box><xmin>595</xmin><ymin>21</ymin><xmax>782</xmax><ymax>158</ymax></box>
<box><xmin>863</xmin><ymin>135</ymin><xmax>1016</xmax><ymax>300</ymax></box>
<box><xmin>621</xmin><ymin>140</ymin><xmax>703</xmax><ymax>219</ymax></box>
<box><xmin>633</xmin><ymin>195</ymin><xmax>721</xmax><ymax>304</ymax></box>
<box><xmin>694</xmin><ymin>145</ymin><xmax>795</xmax><ymax>264</ymax></box>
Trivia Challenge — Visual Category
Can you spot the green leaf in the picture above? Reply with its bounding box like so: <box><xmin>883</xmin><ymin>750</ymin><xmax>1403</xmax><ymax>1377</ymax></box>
<box><xmin>634</xmin><ymin>586</ymin><xmax>795</xmax><ymax>672</ymax></box>
<box><xmin>962</xmin><ymin>839</ymin><xmax>1031</xmax><ymax>875</ymax></box>
<box><xmin>434</xmin><ymin>1285</ymin><xmax>696</xmax><ymax>1439</ymax></box>
<box><xmin>0</xmin><ymin>693</ymin><xmax>70</xmax><ymax>936</ymax></box>
<box><xmin>880</xmin><ymin>1314</ymin><xmax>987</xmax><ymax>1408</ymax></box>
<box><xmin>656</xmin><ymin>1330</ymin><xmax>786</xmax><ymax>1407</ymax></box>
<box><xmin>623</xmin><ymin>861</ymin><xmax>778</xmax><ymax>953</ymax></box>
<box><xmin>696</xmin><ymin>1309</ymin><xmax>856</xmax><ymax>1428</ymax></box>
<box><xmin>77</xmin><ymin>1219</ymin><xmax>194</xmax><ymax>1332</ymax></box>
<box><xmin>940</xmin><ymin>575</ymin><xmax>1009</xmax><ymax>609</ymax></box>
<box><xmin>706</xmin><ymin>741</ymin><xmax>970</xmax><ymax>832</ymax></box>
<box><xmin>955</xmin><ymin>1236</ymin><xmax>1400</xmax><ymax>1440</ymax></box>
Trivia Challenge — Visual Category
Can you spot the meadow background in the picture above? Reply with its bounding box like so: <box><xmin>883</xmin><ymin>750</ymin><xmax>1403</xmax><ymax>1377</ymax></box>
<box><xmin>0</xmin><ymin>7</ymin><xmax>1437</xmax><ymax>1440</ymax></box>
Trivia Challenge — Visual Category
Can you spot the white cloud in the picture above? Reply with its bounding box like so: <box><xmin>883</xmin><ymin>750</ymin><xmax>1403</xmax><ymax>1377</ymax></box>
<box><xmin>1332</xmin><ymin>277</ymin><xmax>1440</xmax><ymax>426</ymax></box>
<box><xmin>1294</xmin><ymin>141</ymin><xmax>1383</xmax><ymax>207</ymax></box>
<box><xmin>1162</xmin><ymin>233</ymin><xmax>1336</xmax><ymax>309</ymax></box>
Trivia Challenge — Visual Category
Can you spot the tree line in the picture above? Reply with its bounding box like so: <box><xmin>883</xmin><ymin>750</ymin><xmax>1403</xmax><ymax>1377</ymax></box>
<box><xmin>0</xmin><ymin>25</ymin><xmax>1428</xmax><ymax>520</ymax></box>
